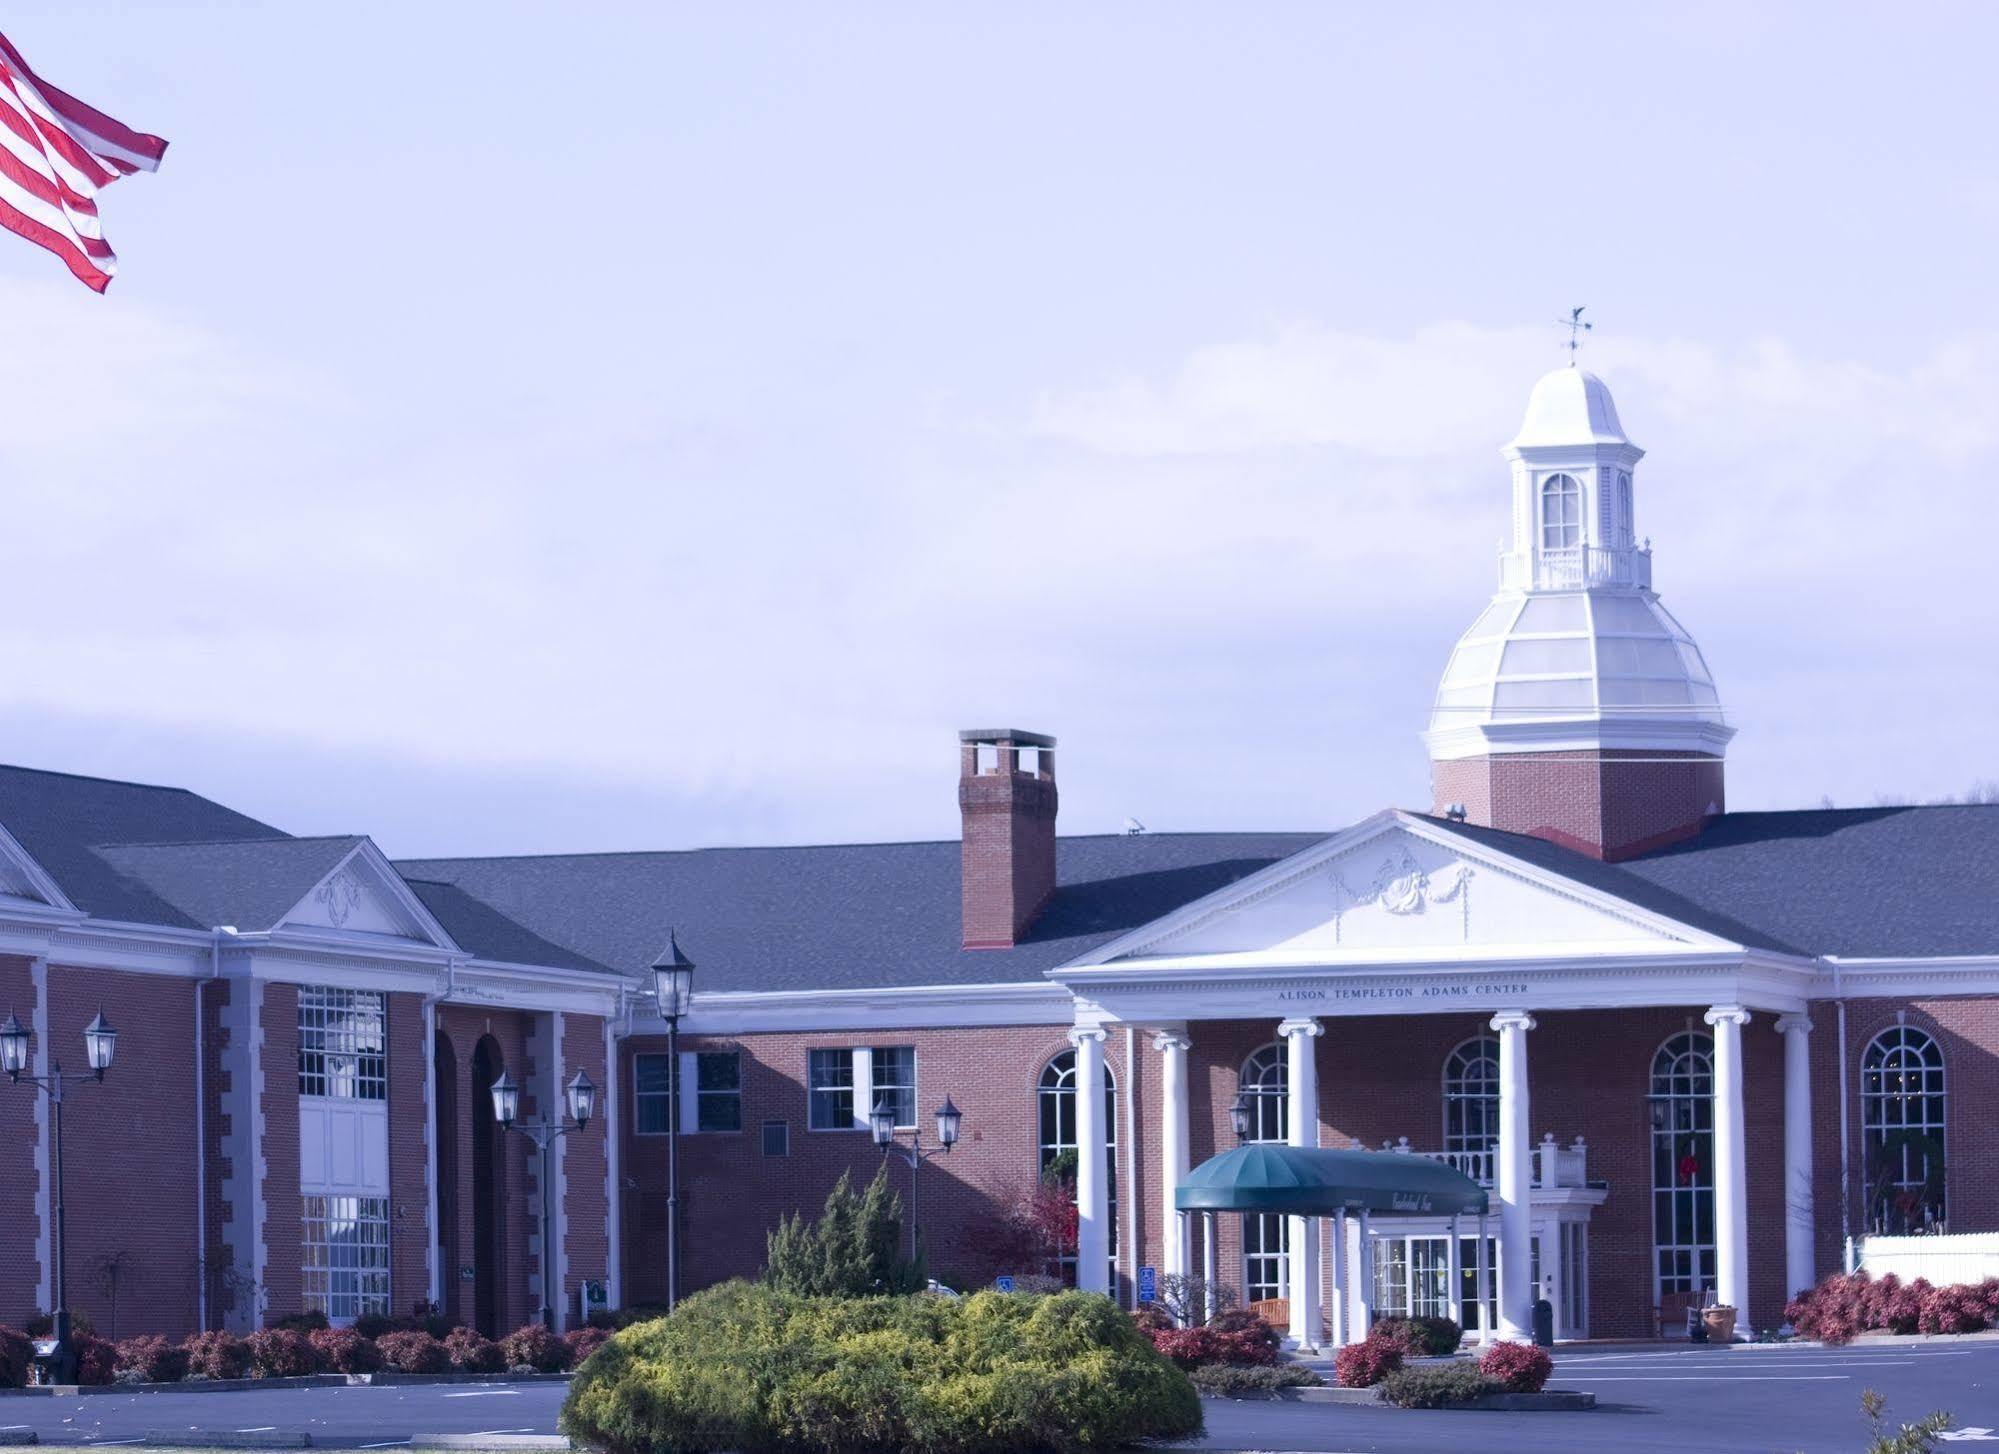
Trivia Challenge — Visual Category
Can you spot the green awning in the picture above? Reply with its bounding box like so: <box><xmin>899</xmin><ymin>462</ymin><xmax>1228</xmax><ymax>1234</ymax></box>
<box><xmin>1174</xmin><ymin>1144</ymin><xmax>1489</xmax><ymax>1217</ymax></box>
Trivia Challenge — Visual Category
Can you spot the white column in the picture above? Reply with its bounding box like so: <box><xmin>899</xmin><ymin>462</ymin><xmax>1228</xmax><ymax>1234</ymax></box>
<box><xmin>1070</xmin><ymin>1026</ymin><xmax>1112</xmax><ymax>1294</ymax></box>
<box><xmin>1152</xmin><ymin>1029</ymin><xmax>1193</xmax><ymax>1300</ymax></box>
<box><xmin>1202</xmin><ymin>1213</ymin><xmax>1217</xmax><ymax>1320</ymax></box>
<box><xmin>1476</xmin><ymin>1212</ymin><xmax>1493</xmax><ymax>1347</ymax></box>
<box><xmin>1776</xmin><ymin>1015</ymin><xmax>1816</xmax><ymax>1305</ymax></box>
<box><xmin>1279</xmin><ymin>1017</ymin><xmax>1324</xmax><ymax>1349</ymax></box>
<box><xmin>1490</xmin><ymin>1010</ymin><xmax>1536</xmax><ymax>1341</ymax></box>
<box><xmin>1446</xmin><ymin>1212</ymin><xmax>1464</xmax><ymax>1329</ymax></box>
<box><xmin>1331</xmin><ymin>1209</ymin><xmax>1349</xmax><ymax>1348</ymax></box>
<box><xmin>1707</xmin><ymin>1005</ymin><xmax>1752</xmax><ymax>1331</ymax></box>
<box><xmin>1356</xmin><ymin>1208</ymin><xmax>1374</xmax><ymax>1340</ymax></box>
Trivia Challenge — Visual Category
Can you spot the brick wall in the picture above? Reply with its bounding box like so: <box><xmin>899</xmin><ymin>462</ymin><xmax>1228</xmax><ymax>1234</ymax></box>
<box><xmin>260</xmin><ymin>981</ymin><xmax>303</xmax><ymax>1323</ymax></box>
<box><xmin>561</xmin><ymin>1013</ymin><xmax>610</xmax><ymax>1321</ymax></box>
<box><xmin>437</xmin><ymin>1005</ymin><xmax>539</xmax><ymax>1336</ymax></box>
<box><xmin>958</xmin><ymin>740</ymin><xmax>1058</xmax><ymax>949</ymax></box>
<box><xmin>1434</xmin><ymin>751</ymin><xmax>1725</xmax><ymax>860</ymax></box>
<box><xmin>386</xmin><ymin>991</ymin><xmax>430</xmax><ymax>1316</ymax></box>
<box><xmin>620</xmin><ymin>1024</ymin><xmax>1111</xmax><ymax>1304</ymax></box>
<box><xmin>45</xmin><ymin>966</ymin><xmax>204</xmax><ymax>1338</ymax></box>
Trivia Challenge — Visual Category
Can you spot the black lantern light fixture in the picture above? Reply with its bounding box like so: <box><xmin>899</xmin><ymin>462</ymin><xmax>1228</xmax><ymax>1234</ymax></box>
<box><xmin>3</xmin><ymin>1008</ymin><xmax>120</xmax><ymax>1382</ymax></box>
<box><xmin>650</xmin><ymin>931</ymin><xmax>696</xmax><ymax>1312</ymax></box>
<box><xmin>1228</xmin><ymin>1092</ymin><xmax>1253</xmax><ymax>1142</ymax></box>
<box><xmin>490</xmin><ymin>1056</ymin><xmax>597</xmax><ymax>1330</ymax></box>
<box><xmin>874</xmin><ymin>1093</ymin><xmax>967</xmax><ymax>1261</ymax></box>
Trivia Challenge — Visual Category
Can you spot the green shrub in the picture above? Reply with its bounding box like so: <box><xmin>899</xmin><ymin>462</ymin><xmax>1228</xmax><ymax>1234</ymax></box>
<box><xmin>1378</xmin><ymin>1361</ymin><xmax>1499</xmax><ymax>1409</ymax></box>
<box><xmin>561</xmin><ymin>1282</ymin><xmax>1202</xmax><ymax>1454</ymax></box>
<box><xmin>764</xmin><ymin>1166</ymin><xmax>925</xmax><ymax>1298</ymax></box>
<box><xmin>1189</xmin><ymin>1363</ymin><xmax>1323</xmax><ymax>1395</ymax></box>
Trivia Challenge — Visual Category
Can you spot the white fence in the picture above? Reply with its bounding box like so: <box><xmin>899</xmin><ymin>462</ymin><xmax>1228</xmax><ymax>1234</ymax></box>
<box><xmin>1850</xmin><ymin>1233</ymin><xmax>1999</xmax><ymax>1286</ymax></box>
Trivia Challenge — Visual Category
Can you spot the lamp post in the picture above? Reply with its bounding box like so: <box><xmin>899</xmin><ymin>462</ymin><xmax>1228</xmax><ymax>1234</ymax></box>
<box><xmin>2</xmin><ymin>1009</ymin><xmax>116</xmax><ymax>1384</ymax></box>
<box><xmin>491</xmin><ymin>1065</ymin><xmax>597</xmax><ymax>1330</ymax></box>
<box><xmin>650</xmin><ymin>933</ymin><xmax>695</xmax><ymax>1310</ymax></box>
<box><xmin>872</xmin><ymin>1095</ymin><xmax>962</xmax><ymax>1261</ymax></box>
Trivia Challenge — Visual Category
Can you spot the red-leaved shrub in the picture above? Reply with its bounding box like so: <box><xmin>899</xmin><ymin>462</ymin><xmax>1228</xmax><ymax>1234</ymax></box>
<box><xmin>1919</xmin><ymin>1283</ymin><xmax>1989</xmax><ymax>1336</ymax></box>
<box><xmin>443</xmin><ymin>1327</ymin><xmax>504</xmax><ymax>1373</ymax></box>
<box><xmin>375</xmin><ymin>1330</ymin><xmax>450</xmax><ymax>1374</ymax></box>
<box><xmin>0</xmin><ymin>1328</ymin><xmax>34</xmax><ymax>1388</ymax></box>
<box><xmin>1142</xmin><ymin>1320</ymin><xmax>1280</xmax><ymax>1370</ymax></box>
<box><xmin>1334</xmin><ymin>1337</ymin><xmax>1403</xmax><ymax>1388</ymax></box>
<box><xmin>308</xmin><ymin>1327</ymin><xmax>382</xmax><ymax>1374</ymax></box>
<box><xmin>183</xmin><ymin>1330</ymin><xmax>252</xmax><ymax>1380</ymax></box>
<box><xmin>499</xmin><ymin>1324</ymin><xmax>570</xmax><ymax>1373</ymax></box>
<box><xmin>1480</xmin><ymin>1341</ymin><xmax>1552</xmax><ymax>1393</ymax></box>
<box><xmin>75</xmin><ymin>1336</ymin><xmax>119</xmax><ymax>1387</ymax></box>
<box><xmin>245</xmin><ymin>1328</ymin><xmax>321</xmax><ymax>1379</ymax></box>
<box><xmin>564</xmin><ymin>1326</ymin><xmax>611</xmax><ymax>1365</ymax></box>
<box><xmin>115</xmin><ymin>1334</ymin><xmax>189</xmax><ymax>1384</ymax></box>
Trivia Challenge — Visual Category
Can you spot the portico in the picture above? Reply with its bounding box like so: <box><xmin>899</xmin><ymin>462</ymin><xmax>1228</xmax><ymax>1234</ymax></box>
<box><xmin>1050</xmin><ymin>810</ymin><xmax>1820</xmax><ymax>1343</ymax></box>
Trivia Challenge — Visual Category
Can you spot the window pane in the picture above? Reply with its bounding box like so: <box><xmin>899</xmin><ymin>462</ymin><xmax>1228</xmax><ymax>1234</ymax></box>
<box><xmin>298</xmin><ymin>987</ymin><xmax>387</xmax><ymax>1101</ymax></box>
<box><xmin>872</xmin><ymin>1046</ymin><xmax>916</xmax><ymax>1128</ymax></box>
<box><xmin>809</xmin><ymin>1049</ymin><xmax>854</xmax><ymax>1130</ymax></box>
<box><xmin>696</xmin><ymin>1051</ymin><xmax>741</xmax><ymax>1132</ymax></box>
<box><xmin>634</xmin><ymin>1052</ymin><xmax>671</xmax><ymax>1135</ymax></box>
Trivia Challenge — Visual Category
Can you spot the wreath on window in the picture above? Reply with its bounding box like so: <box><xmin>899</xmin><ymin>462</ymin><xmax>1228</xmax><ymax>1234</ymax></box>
<box><xmin>1676</xmin><ymin>1137</ymin><xmax>1702</xmax><ymax>1186</ymax></box>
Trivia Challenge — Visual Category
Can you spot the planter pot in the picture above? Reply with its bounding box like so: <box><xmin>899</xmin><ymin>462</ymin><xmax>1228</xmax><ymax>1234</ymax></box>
<box><xmin>1703</xmin><ymin>1306</ymin><xmax>1738</xmax><ymax>1343</ymax></box>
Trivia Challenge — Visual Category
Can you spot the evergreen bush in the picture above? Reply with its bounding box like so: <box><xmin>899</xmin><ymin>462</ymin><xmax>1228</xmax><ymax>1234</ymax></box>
<box><xmin>0</xmin><ymin>1328</ymin><xmax>34</xmax><ymax>1388</ymax></box>
<box><xmin>560</xmin><ymin>1282</ymin><xmax>1202</xmax><ymax>1454</ymax></box>
<box><xmin>1188</xmin><ymin>1363</ymin><xmax>1322</xmax><ymax>1395</ymax></box>
<box><xmin>1379</xmin><ymin>1361</ymin><xmax>1499</xmax><ymax>1408</ymax></box>
<box><xmin>763</xmin><ymin>1166</ymin><xmax>925</xmax><ymax>1297</ymax></box>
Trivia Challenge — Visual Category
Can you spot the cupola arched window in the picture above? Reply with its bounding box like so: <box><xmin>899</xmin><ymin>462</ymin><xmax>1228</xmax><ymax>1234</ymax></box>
<box><xmin>1649</xmin><ymin>1031</ymin><xmax>1715</xmax><ymax>1302</ymax></box>
<box><xmin>1442</xmin><ymin>1037</ymin><xmax>1500</xmax><ymax>1173</ymax></box>
<box><xmin>1238</xmin><ymin>1045</ymin><xmax>1289</xmax><ymax>1302</ymax></box>
<box><xmin>1540</xmin><ymin>473</ymin><xmax>1581</xmax><ymax>551</ymax></box>
<box><xmin>1862</xmin><ymin>1025</ymin><xmax>1946</xmax><ymax>1233</ymax></box>
<box><xmin>1038</xmin><ymin>1050</ymin><xmax>1117</xmax><ymax>1283</ymax></box>
<box><xmin>1616</xmin><ymin>472</ymin><xmax>1635</xmax><ymax>547</ymax></box>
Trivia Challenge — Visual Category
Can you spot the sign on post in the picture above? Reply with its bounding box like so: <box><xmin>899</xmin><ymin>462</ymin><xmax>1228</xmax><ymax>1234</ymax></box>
<box><xmin>1138</xmin><ymin>1266</ymin><xmax>1157</xmax><ymax>1303</ymax></box>
<box><xmin>995</xmin><ymin>1275</ymin><xmax>1015</xmax><ymax>1292</ymax></box>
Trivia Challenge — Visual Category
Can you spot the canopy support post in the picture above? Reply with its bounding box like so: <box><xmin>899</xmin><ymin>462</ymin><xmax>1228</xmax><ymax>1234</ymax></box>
<box><xmin>1476</xmin><ymin>1211</ymin><xmax>1494</xmax><ymax>1347</ymax></box>
<box><xmin>1356</xmin><ymin>1208</ymin><xmax>1374</xmax><ymax>1341</ymax></box>
<box><xmin>1331</xmin><ymin>1209</ymin><xmax>1349</xmax><ymax>1348</ymax></box>
<box><xmin>1447</xmin><ymin>1211</ymin><xmax>1464</xmax><ymax>1332</ymax></box>
<box><xmin>1201</xmin><ymin>1212</ymin><xmax>1217</xmax><ymax>1323</ymax></box>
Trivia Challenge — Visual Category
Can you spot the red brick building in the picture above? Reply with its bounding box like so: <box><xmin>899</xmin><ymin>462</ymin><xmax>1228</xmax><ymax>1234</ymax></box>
<box><xmin>1</xmin><ymin>366</ymin><xmax>1990</xmax><ymax>1345</ymax></box>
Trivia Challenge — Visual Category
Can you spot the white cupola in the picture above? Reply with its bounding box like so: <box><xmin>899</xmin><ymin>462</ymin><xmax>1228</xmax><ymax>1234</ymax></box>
<box><xmin>1423</xmin><ymin>366</ymin><xmax>1733</xmax><ymax>860</ymax></box>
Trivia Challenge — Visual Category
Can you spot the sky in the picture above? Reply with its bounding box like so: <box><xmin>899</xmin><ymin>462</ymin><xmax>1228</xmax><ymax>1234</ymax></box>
<box><xmin>0</xmin><ymin>2</ymin><xmax>1995</xmax><ymax>858</ymax></box>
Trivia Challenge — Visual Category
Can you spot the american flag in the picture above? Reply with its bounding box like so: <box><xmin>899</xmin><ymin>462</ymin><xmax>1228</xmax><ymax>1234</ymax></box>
<box><xmin>0</xmin><ymin>31</ymin><xmax>166</xmax><ymax>293</ymax></box>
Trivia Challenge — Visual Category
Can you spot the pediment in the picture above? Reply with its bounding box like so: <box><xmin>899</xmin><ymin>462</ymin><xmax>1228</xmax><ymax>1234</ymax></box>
<box><xmin>1088</xmin><ymin>814</ymin><xmax>1728</xmax><ymax>965</ymax></box>
<box><xmin>280</xmin><ymin>844</ymin><xmax>454</xmax><ymax>948</ymax></box>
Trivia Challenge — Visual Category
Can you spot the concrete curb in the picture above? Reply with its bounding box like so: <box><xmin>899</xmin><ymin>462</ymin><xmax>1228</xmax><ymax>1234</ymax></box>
<box><xmin>144</xmin><ymin>1433</ymin><xmax>308</xmax><ymax>1448</ymax></box>
<box><xmin>1201</xmin><ymin>1386</ymin><xmax>1595</xmax><ymax>1410</ymax></box>
<box><xmin>0</xmin><ymin>1371</ymin><xmax>571</xmax><ymax>1397</ymax></box>
<box><xmin>420</xmin><ymin>1438</ymin><xmax>570</xmax><ymax>1451</ymax></box>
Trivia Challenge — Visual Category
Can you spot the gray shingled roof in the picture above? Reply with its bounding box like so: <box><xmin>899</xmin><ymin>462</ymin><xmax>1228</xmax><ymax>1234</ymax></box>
<box><xmin>94</xmin><ymin>836</ymin><xmax>366</xmax><ymax>933</ymax></box>
<box><xmin>1426</xmin><ymin>805</ymin><xmax>1999</xmax><ymax>958</ymax></box>
<box><xmin>402</xmin><ymin>878</ymin><xmax>616</xmax><ymax>974</ymax></box>
<box><xmin>0</xmin><ymin>765</ymin><xmax>287</xmax><ymax>927</ymax></box>
<box><xmin>397</xmin><ymin>833</ymin><xmax>1326</xmax><ymax>991</ymax></box>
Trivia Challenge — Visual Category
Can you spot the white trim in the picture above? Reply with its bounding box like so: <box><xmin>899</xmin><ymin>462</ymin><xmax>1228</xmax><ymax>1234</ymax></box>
<box><xmin>1059</xmin><ymin>810</ymin><xmax>1741</xmax><ymax>968</ymax></box>
<box><xmin>551</xmin><ymin>1010</ymin><xmax>568</xmax><ymax>1333</ymax></box>
<box><xmin>423</xmin><ymin>991</ymin><xmax>441</xmax><ymax>1311</ymax></box>
<box><xmin>276</xmin><ymin>840</ymin><xmax>462</xmax><ymax>951</ymax></box>
<box><xmin>1821</xmin><ymin>955</ymin><xmax>1999</xmax><ymax>1000</ymax></box>
<box><xmin>603</xmin><ymin>1008</ymin><xmax>622</xmax><ymax>1309</ymax></box>
<box><xmin>0</xmin><ymin>820</ymin><xmax>78</xmax><ymax>912</ymax></box>
<box><xmin>641</xmin><ymin>980</ymin><xmax>1074</xmax><ymax>1037</ymax></box>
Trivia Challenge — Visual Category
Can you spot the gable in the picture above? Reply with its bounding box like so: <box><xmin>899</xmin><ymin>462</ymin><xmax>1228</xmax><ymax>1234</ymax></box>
<box><xmin>279</xmin><ymin>845</ymin><xmax>456</xmax><ymax>948</ymax></box>
<box><xmin>1095</xmin><ymin>815</ymin><xmax>1729</xmax><ymax>965</ymax></box>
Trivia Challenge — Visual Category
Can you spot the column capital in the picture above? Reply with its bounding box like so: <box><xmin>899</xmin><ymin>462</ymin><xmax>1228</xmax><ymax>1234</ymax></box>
<box><xmin>1067</xmin><ymin>1025</ymin><xmax>1108</xmax><ymax>1048</ymax></box>
<box><xmin>1489</xmin><ymin>1009</ymin><xmax>1537</xmax><ymax>1034</ymax></box>
<box><xmin>1774</xmin><ymin>1013</ymin><xmax>1814</xmax><ymax>1036</ymax></box>
<box><xmin>1276</xmin><ymin>1016</ymin><xmax>1324</xmax><ymax>1039</ymax></box>
<box><xmin>1704</xmin><ymin>1004</ymin><xmax>1753</xmax><ymax>1028</ymax></box>
<box><xmin>1149</xmin><ymin>1027</ymin><xmax>1193</xmax><ymax>1053</ymax></box>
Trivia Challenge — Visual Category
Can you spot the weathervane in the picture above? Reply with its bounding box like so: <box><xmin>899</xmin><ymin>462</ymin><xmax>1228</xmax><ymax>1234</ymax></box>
<box><xmin>1558</xmin><ymin>305</ymin><xmax>1591</xmax><ymax>362</ymax></box>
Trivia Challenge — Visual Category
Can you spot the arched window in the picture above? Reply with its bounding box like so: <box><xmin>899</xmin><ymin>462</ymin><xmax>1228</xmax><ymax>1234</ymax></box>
<box><xmin>1540</xmin><ymin>473</ymin><xmax>1582</xmax><ymax>551</ymax></box>
<box><xmin>1238</xmin><ymin>1046</ymin><xmax>1289</xmax><ymax>1302</ymax></box>
<box><xmin>1862</xmin><ymin>1025</ymin><xmax>1946</xmax><ymax>1232</ymax></box>
<box><xmin>1038</xmin><ymin>1050</ymin><xmax>1117</xmax><ymax>1283</ymax></box>
<box><xmin>1616</xmin><ymin>472</ymin><xmax>1635</xmax><ymax>547</ymax></box>
<box><xmin>1442</xmin><ymin>1037</ymin><xmax>1500</xmax><ymax>1168</ymax></box>
<box><xmin>1649</xmin><ymin>1032</ymin><xmax>1715</xmax><ymax>1301</ymax></box>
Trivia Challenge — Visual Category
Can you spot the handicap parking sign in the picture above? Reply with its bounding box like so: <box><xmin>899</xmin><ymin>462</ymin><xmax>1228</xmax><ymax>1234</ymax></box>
<box><xmin>1138</xmin><ymin>1266</ymin><xmax>1157</xmax><ymax>1303</ymax></box>
<box><xmin>995</xmin><ymin>1275</ymin><xmax>1015</xmax><ymax>1292</ymax></box>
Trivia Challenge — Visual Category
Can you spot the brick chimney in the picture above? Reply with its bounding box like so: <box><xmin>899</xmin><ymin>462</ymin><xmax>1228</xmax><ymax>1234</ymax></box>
<box><xmin>959</xmin><ymin>728</ymin><xmax>1058</xmax><ymax>949</ymax></box>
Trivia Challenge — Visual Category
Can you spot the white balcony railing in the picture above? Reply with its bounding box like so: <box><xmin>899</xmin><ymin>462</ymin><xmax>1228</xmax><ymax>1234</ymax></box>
<box><xmin>1497</xmin><ymin>543</ymin><xmax>1652</xmax><ymax>593</ymax></box>
<box><xmin>1390</xmin><ymin>1134</ymin><xmax>1590</xmax><ymax>1190</ymax></box>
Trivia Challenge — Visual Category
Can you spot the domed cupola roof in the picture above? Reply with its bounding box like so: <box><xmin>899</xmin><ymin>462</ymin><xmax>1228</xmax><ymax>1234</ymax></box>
<box><xmin>1508</xmin><ymin>367</ymin><xmax>1630</xmax><ymax>449</ymax></box>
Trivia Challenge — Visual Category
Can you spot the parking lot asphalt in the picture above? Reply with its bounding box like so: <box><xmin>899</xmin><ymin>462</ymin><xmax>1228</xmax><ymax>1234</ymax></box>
<box><xmin>0</xmin><ymin>1341</ymin><xmax>1992</xmax><ymax>1452</ymax></box>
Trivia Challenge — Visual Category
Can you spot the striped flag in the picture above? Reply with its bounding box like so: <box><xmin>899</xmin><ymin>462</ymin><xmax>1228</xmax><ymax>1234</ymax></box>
<box><xmin>0</xmin><ymin>31</ymin><xmax>166</xmax><ymax>293</ymax></box>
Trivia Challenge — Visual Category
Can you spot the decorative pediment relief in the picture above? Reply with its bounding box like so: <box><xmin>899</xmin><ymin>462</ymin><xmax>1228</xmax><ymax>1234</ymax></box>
<box><xmin>1119</xmin><ymin>824</ymin><xmax>1685</xmax><ymax>961</ymax></box>
<box><xmin>282</xmin><ymin>850</ymin><xmax>447</xmax><ymax>945</ymax></box>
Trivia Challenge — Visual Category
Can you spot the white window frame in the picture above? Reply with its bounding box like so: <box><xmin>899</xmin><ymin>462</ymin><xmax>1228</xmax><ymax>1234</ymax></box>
<box><xmin>1649</xmin><ymin>1031</ymin><xmax>1716</xmax><ymax>1302</ymax></box>
<box><xmin>1539</xmin><ymin>473</ymin><xmax>1582</xmax><ymax>551</ymax></box>
<box><xmin>677</xmin><ymin>1049</ymin><xmax>743</xmax><ymax>1134</ymax></box>
<box><xmin>1442</xmin><ymin>1036</ymin><xmax>1500</xmax><ymax>1158</ymax></box>
<box><xmin>301</xmin><ymin>1193</ymin><xmax>391</xmax><ymax>1324</ymax></box>
<box><xmin>1037</xmin><ymin>1050</ymin><xmax>1118</xmax><ymax>1284</ymax></box>
<box><xmin>1238</xmin><ymin>1044</ymin><xmax>1290</xmax><ymax>1301</ymax></box>
<box><xmin>298</xmin><ymin>986</ymin><xmax>387</xmax><ymax>1101</ymax></box>
<box><xmin>807</xmin><ymin>1045</ymin><xmax>915</xmax><ymax>1132</ymax></box>
<box><xmin>808</xmin><ymin>1047</ymin><xmax>857</xmax><ymax>1131</ymax></box>
<box><xmin>633</xmin><ymin>1051</ymin><xmax>674</xmax><ymax>1136</ymax></box>
<box><xmin>1861</xmin><ymin>1024</ymin><xmax>1947</xmax><ymax>1230</ymax></box>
